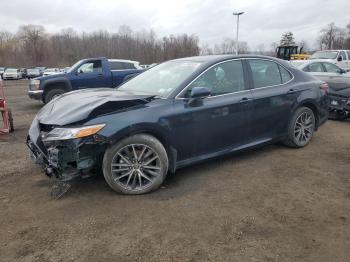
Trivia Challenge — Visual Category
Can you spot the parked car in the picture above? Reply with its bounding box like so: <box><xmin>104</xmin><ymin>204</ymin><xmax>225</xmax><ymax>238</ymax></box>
<box><xmin>35</xmin><ymin>67</ymin><xmax>46</xmax><ymax>75</ymax></box>
<box><xmin>310</xmin><ymin>50</ymin><xmax>350</xmax><ymax>69</ymax></box>
<box><xmin>61</xmin><ymin>67</ymin><xmax>70</xmax><ymax>73</ymax></box>
<box><xmin>295</xmin><ymin>60</ymin><xmax>350</xmax><ymax>120</ymax></box>
<box><xmin>0</xmin><ymin>67</ymin><xmax>6</xmax><ymax>78</ymax></box>
<box><xmin>26</xmin><ymin>68</ymin><xmax>42</xmax><ymax>79</ymax></box>
<box><xmin>28</xmin><ymin>57</ymin><xmax>144</xmax><ymax>103</ymax></box>
<box><xmin>43</xmin><ymin>68</ymin><xmax>60</xmax><ymax>76</ymax></box>
<box><xmin>20</xmin><ymin>68</ymin><xmax>27</xmax><ymax>78</ymax></box>
<box><xmin>27</xmin><ymin>55</ymin><xmax>328</xmax><ymax>195</ymax></box>
<box><xmin>3</xmin><ymin>68</ymin><xmax>22</xmax><ymax>80</ymax></box>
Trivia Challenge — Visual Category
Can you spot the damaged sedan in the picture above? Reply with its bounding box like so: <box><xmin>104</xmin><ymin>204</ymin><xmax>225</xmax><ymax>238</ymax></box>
<box><xmin>27</xmin><ymin>55</ymin><xmax>328</xmax><ymax>195</ymax></box>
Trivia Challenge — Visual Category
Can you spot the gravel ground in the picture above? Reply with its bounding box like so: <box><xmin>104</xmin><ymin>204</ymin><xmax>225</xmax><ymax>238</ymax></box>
<box><xmin>0</xmin><ymin>80</ymin><xmax>349</xmax><ymax>262</ymax></box>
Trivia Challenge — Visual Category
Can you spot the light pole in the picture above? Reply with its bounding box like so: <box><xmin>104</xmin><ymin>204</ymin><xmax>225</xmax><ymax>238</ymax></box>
<box><xmin>232</xmin><ymin>11</ymin><xmax>244</xmax><ymax>55</ymax></box>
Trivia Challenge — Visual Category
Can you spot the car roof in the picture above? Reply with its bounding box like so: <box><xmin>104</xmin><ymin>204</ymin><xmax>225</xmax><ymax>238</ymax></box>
<box><xmin>314</xmin><ymin>50</ymin><xmax>350</xmax><ymax>52</ymax></box>
<box><xmin>171</xmin><ymin>54</ymin><xmax>291</xmax><ymax>67</ymax></box>
<box><xmin>108</xmin><ymin>59</ymin><xmax>139</xmax><ymax>64</ymax></box>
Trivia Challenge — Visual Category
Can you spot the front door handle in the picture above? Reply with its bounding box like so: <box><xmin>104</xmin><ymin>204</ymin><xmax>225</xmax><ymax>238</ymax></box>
<box><xmin>287</xmin><ymin>88</ymin><xmax>298</xmax><ymax>94</ymax></box>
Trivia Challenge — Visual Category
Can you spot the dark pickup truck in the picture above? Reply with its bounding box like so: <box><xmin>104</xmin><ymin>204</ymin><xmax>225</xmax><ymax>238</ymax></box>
<box><xmin>28</xmin><ymin>57</ymin><xmax>144</xmax><ymax>103</ymax></box>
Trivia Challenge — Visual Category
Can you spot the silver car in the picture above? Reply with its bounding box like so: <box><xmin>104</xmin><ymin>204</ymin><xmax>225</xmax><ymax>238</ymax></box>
<box><xmin>292</xmin><ymin>59</ymin><xmax>350</xmax><ymax>90</ymax></box>
<box><xmin>292</xmin><ymin>59</ymin><xmax>350</xmax><ymax>120</ymax></box>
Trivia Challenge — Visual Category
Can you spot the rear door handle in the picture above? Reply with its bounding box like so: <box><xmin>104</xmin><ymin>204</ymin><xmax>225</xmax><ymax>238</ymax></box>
<box><xmin>239</xmin><ymin>97</ymin><xmax>253</xmax><ymax>103</ymax></box>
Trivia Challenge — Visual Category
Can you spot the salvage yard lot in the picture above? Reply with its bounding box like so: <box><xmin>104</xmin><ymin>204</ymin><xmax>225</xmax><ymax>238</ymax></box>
<box><xmin>0</xmin><ymin>80</ymin><xmax>350</xmax><ymax>262</ymax></box>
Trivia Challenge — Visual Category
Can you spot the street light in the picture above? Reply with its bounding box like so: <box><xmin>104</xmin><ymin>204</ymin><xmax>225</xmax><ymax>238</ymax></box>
<box><xmin>232</xmin><ymin>11</ymin><xmax>244</xmax><ymax>55</ymax></box>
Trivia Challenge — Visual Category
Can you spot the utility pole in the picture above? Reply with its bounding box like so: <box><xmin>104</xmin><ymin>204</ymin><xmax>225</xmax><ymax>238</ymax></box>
<box><xmin>233</xmin><ymin>12</ymin><xmax>244</xmax><ymax>55</ymax></box>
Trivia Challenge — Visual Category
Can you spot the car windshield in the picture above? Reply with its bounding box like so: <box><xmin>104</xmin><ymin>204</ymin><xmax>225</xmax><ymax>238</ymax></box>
<box><xmin>6</xmin><ymin>68</ymin><xmax>17</xmax><ymax>73</ymax></box>
<box><xmin>311</xmin><ymin>51</ymin><xmax>338</xmax><ymax>59</ymax></box>
<box><xmin>118</xmin><ymin>60</ymin><xmax>203</xmax><ymax>97</ymax></box>
<box><xmin>67</xmin><ymin>60</ymin><xmax>83</xmax><ymax>73</ymax></box>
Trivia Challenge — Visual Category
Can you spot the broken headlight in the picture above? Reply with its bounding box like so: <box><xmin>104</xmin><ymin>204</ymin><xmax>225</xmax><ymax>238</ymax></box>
<box><xmin>42</xmin><ymin>124</ymin><xmax>106</xmax><ymax>142</ymax></box>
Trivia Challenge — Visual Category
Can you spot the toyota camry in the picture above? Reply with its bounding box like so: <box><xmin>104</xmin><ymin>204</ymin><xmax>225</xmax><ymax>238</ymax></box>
<box><xmin>27</xmin><ymin>55</ymin><xmax>329</xmax><ymax>194</ymax></box>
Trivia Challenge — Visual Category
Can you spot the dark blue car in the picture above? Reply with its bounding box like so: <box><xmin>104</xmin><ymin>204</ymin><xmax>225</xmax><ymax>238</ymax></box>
<box><xmin>28</xmin><ymin>57</ymin><xmax>143</xmax><ymax>103</ymax></box>
<box><xmin>27</xmin><ymin>55</ymin><xmax>329</xmax><ymax>195</ymax></box>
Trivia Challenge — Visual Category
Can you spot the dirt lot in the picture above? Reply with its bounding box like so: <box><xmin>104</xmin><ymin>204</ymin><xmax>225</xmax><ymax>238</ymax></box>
<box><xmin>0</xmin><ymin>80</ymin><xmax>349</xmax><ymax>262</ymax></box>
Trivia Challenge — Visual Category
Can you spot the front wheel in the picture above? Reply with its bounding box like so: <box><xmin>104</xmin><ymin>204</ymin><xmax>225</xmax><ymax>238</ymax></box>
<box><xmin>102</xmin><ymin>134</ymin><xmax>169</xmax><ymax>194</ymax></box>
<box><xmin>44</xmin><ymin>88</ymin><xmax>65</xmax><ymax>104</ymax></box>
<box><xmin>283</xmin><ymin>107</ymin><xmax>316</xmax><ymax>148</ymax></box>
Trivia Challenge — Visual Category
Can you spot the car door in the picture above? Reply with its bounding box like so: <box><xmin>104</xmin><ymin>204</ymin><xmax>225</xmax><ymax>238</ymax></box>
<box><xmin>246</xmin><ymin>59</ymin><xmax>296</xmax><ymax>142</ymax></box>
<box><xmin>322</xmin><ymin>62</ymin><xmax>350</xmax><ymax>90</ymax></box>
<box><xmin>70</xmin><ymin>60</ymin><xmax>112</xmax><ymax>89</ymax></box>
<box><xmin>177</xmin><ymin>59</ymin><xmax>254</xmax><ymax>157</ymax></box>
<box><xmin>302</xmin><ymin>62</ymin><xmax>326</xmax><ymax>79</ymax></box>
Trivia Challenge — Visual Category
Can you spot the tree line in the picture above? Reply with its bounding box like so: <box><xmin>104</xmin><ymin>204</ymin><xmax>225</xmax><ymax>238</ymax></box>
<box><xmin>1</xmin><ymin>21</ymin><xmax>350</xmax><ymax>68</ymax></box>
<box><xmin>0</xmin><ymin>25</ymin><xmax>200</xmax><ymax>68</ymax></box>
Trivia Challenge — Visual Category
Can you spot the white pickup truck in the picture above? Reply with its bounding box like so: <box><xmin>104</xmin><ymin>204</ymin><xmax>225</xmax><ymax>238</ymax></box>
<box><xmin>310</xmin><ymin>50</ymin><xmax>350</xmax><ymax>70</ymax></box>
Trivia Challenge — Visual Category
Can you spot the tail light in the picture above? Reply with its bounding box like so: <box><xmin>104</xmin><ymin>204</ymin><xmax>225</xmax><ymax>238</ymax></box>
<box><xmin>319</xmin><ymin>82</ymin><xmax>329</xmax><ymax>93</ymax></box>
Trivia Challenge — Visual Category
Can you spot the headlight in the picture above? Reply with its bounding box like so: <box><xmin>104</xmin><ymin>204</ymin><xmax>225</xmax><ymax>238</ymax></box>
<box><xmin>30</xmin><ymin>79</ymin><xmax>40</xmax><ymax>89</ymax></box>
<box><xmin>42</xmin><ymin>124</ymin><xmax>106</xmax><ymax>141</ymax></box>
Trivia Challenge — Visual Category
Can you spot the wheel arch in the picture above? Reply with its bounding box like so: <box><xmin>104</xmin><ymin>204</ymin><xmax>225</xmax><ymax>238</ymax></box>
<box><xmin>107</xmin><ymin>125</ymin><xmax>177</xmax><ymax>173</ymax></box>
<box><xmin>42</xmin><ymin>78</ymin><xmax>72</xmax><ymax>100</ymax></box>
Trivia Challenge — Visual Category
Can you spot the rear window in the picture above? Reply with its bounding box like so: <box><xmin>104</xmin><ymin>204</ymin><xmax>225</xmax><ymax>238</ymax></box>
<box><xmin>110</xmin><ymin>62</ymin><xmax>124</xmax><ymax>70</ymax></box>
<box><xmin>122</xmin><ymin>62</ymin><xmax>136</xmax><ymax>69</ymax></box>
<box><xmin>304</xmin><ymin>62</ymin><xmax>324</xmax><ymax>72</ymax></box>
<box><xmin>109</xmin><ymin>61</ymin><xmax>136</xmax><ymax>70</ymax></box>
<box><xmin>248</xmin><ymin>60</ymin><xmax>282</xmax><ymax>88</ymax></box>
<box><xmin>279</xmin><ymin>65</ymin><xmax>292</xmax><ymax>83</ymax></box>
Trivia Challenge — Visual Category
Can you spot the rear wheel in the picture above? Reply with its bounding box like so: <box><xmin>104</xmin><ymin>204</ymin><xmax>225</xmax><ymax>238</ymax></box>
<box><xmin>102</xmin><ymin>134</ymin><xmax>168</xmax><ymax>194</ymax></box>
<box><xmin>44</xmin><ymin>88</ymin><xmax>65</xmax><ymax>104</ymax></box>
<box><xmin>283</xmin><ymin>107</ymin><xmax>315</xmax><ymax>148</ymax></box>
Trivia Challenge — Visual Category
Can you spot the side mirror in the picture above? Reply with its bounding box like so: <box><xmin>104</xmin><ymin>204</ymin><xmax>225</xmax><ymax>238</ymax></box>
<box><xmin>338</xmin><ymin>69</ymin><xmax>346</xmax><ymax>74</ymax></box>
<box><xmin>190</xmin><ymin>86</ymin><xmax>211</xmax><ymax>99</ymax></box>
<box><xmin>337</xmin><ymin>55</ymin><xmax>343</xmax><ymax>62</ymax></box>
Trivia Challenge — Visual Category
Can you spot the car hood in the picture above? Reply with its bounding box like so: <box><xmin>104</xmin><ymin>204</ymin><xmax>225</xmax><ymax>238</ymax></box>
<box><xmin>37</xmin><ymin>73</ymin><xmax>66</xmax><ymax>81</ymax></box>
<box><xmin>36</xmin><ymin>88</ymin><xmax>155</xmax><ymax>126</ymax></box>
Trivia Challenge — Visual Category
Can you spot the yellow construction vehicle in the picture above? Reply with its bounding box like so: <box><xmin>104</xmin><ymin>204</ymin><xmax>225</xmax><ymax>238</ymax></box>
<box><xmin>276</xmin><ymin>45</ymin><xmax>310</xmax><ymax>60</ymax></box>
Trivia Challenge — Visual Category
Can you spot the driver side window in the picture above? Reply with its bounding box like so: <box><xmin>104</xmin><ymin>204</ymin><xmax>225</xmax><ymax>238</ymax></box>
<box><xmin>184</xmin><ymin>60</ymin><xmax>245</xmax><ymax>98</ymax></box>
<box><xmin>77</xmin><ymin>60</ymin><xmax>102</xmax><ymax>74</ymax></box>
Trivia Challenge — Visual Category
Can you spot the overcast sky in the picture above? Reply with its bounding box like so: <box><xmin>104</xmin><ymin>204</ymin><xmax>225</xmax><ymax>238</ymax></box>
<box><xmin>0</xmin><ymin>0</ymin><xmax>349</xmax><ymax>50</ymax></box>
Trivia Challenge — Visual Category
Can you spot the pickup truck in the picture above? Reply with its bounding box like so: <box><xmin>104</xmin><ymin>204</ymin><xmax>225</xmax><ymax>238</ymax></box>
<box><xmin>28</xmin><ymin>57</ymin><xmax>144</xmax><ymax>103</ymax></box>
<box><xmin>310</xmin><ymin>50</ymin><xmax>350</xmax><ymax>70</ymax></box>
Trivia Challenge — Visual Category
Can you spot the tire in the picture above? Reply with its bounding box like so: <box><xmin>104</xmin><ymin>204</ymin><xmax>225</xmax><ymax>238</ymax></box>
<box><xmin>283</xmin><ymin>106</ymin><xmax>316</xmax><ymax>148</ymax></box>
<box><xmin>44</xmin><ymin>88</ymin><xmax>65</xmax><ymax>104</ymax></box>
<box><xmin>102</xmin><ymin>134</ymin><xmax>168</xmax><ymax>195</ymax></box>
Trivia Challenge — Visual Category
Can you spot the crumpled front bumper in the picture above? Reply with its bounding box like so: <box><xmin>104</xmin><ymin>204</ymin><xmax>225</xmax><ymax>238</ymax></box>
<box><xmin>328</xmin><ymin>93</ymin><xmax>350</xmax><ymax>111</ymax></box>
<box><xmin>26</xmin><ymin>118</ymin><xmax>107</xmax><ymax>181</ymax></box>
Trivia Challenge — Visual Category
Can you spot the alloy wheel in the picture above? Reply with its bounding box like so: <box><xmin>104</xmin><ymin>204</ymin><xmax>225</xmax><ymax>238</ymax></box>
<box><xmin>294</xmin><ymin>111</ymin><xmax>314</xmax><ymax>145</ymax></box>
<box><xmin>111</xmin><ymin>144</ymin><xmax>161</xmax><ymax>192</ymax></box>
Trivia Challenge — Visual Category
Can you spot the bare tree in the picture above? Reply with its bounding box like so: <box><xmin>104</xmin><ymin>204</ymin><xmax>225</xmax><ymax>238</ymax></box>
<box><xmin>319</xmin><ymin>23</ymin><xmax>346</xmax><ymax>49</ymax></box>
<box><xmin>280</xmin><ymin>32</ymin><xmax>295</xmax><ymax>46</ymax></box>
<box><xmin>17</xmin><ymin>25</ymin><xmax>47</xmax><ymax>66</ymax></box>
<box><xmin>0</xmin><ymin>24</ymin><xmax>200</xmax><ymax>67</ymax></box>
